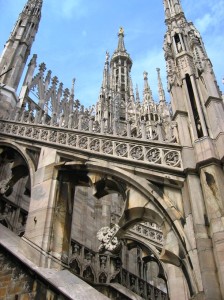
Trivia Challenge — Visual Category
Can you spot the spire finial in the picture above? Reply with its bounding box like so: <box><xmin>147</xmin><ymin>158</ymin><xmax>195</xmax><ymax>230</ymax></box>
<box><xmin>71</xmin><ymin>78</ymin><xmax>76</xmax><ymax>95</ymax></box>
<box><xmin>143</xmin><ymin>71</ymin><xmax>154</xmax><ymax>104</ymax></box>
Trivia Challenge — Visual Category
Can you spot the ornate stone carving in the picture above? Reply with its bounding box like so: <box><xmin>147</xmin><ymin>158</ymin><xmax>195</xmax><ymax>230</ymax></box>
<box><xmin>102</xmin><ymin>140</ymin><xmax>113</xmax><ymax>154</ymax></box>
<box><xmin>130</xmin><ymin>146</ymin><xmax>143</xmax><ymax>160</ymax></box>
<box><xmin>78</xmin><ymin>136</ymin><xmax>88</xmax><ymax>149</ymax></box>
<box><xmin>115</xmin><ymin>143</ymin><xmax>128</xmax><ymax>157</ymax></box>
<box><xmin>25</xmin><ymin>127</ymin><xmax>32</xmax><ymax>137</ymax></box>
<box><xmin>68</xmin><ymin>133</ymin><xmax>77</xmax><ymax>146</ymax></box>
<box><xmin>97</xmin><ymin>225</ymin><xmax>121</xmax><ymax>253</ymax></box>
<box><xmin>49</xmin><ymin>131</ymin><xmax>57</xmax><ymax>143</ymax></box>
<box><xmin>40</xmin><ymin>129</ymin><xmax>48</xmax><ymax>141</ymax></box>
<box><xmin>90</xmin><ymin>139</ymin><xmax>100</xmax><ymax>151</ymax></box>
<box><xmin>164</xmin><ymin>150</ymin><xmax>180</xmax><ymax>167</ymax></box>
<box><xmin>146</xmin><ymin>148</ymin><xmax>161</xmax><ymax>163</ymax></box>
<box><xmin>58</xmin><ymin>133</ymin><xmax>66</xmax><ymax>144</ymax></box>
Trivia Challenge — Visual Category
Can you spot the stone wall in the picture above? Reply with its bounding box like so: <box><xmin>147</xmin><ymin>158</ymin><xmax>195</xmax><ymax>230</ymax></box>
<box><xmin>0</xmin><ymin>246</ymin><xmax>67</xmax><ymax>300</ymax></box>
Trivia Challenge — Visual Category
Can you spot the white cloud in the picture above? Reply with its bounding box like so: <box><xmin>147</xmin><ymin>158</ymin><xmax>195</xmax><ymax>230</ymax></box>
<box><xmin>61</xmin><ymin>0</ymin><xmax>80</xmax><ymax>18</ymax></box>
<box><xmin>82</xmin><ymin>30</ymin><xmax>87</xmax><ymax>37</ymax></box>
<box><xmin>193</xmin><ymin>0</ymin><xmax>224</xmax><ymax>33</ymax></box>
<box><xmin>47</xmin><ymin>0</ymin><xmax>87</xmax><ymax>19</ymax></box>
<box><xmin>195</xmin><ymin>13</ymin><xmax>212</xmax><ymax>34</ymax></box>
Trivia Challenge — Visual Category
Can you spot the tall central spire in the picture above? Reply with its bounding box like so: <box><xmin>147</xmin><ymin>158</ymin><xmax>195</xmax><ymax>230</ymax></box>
<box><xmin>110</xmin><ymin>27</ymin><xmax>132</xmax><ymax>95</ymax></box>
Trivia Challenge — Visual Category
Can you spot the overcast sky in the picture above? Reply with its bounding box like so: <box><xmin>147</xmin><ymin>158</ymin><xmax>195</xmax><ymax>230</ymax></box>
<box><xmin>0</xmin><ymin>0</ymin><xmax>223</xmax><ymax>107</ymax></box>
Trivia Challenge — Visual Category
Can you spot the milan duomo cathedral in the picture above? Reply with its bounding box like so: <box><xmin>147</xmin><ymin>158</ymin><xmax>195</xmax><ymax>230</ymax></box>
<box><xmin>0</xmin><ymin>0</ymin><xmax>224</xmax><ymax>299</ymax></box>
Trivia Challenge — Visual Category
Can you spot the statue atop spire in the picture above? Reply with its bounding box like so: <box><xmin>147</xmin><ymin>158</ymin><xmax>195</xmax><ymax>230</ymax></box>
<box><xmin>117</xmin><ymin>27</ymin><xmax>126</xmax><ymax>52</ymax></box>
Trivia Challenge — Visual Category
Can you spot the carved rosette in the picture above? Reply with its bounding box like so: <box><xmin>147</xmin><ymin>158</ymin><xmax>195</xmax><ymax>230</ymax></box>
<box><xmin>78</xmin><ymin>137</ymin><xmax>88</xmax><ymax>149</ymax></box>
<box><xmin>33</xmin><ymin>128</ymin><xmax>40</xmax><ymax>139</ymax></box>
<box><xmin>5</xmin><ymin>124</ymin><xmax>12</xmax><ymax>134</ymax></box>
<box><xmin>18</xmin><ymin>126</ymin><xmax>25</xmax><ymax>136</ymax></box>
<box><xmin>130</xmin><ymin>146</ymin><xmax>143</xmax><ymax>160</ymax></box>
<box><xmin>146</xmin><ymin>148</ymin><xmax>161</xmax><ymax>163</ymax></box>
<box><xmin>90</xmin><ymin>139</ymin><xmax>100</xmax><ymax>152</ymax></box>
<box><xmin>25</xmin><ymin>127</ymin><xmax>32</xmax><ymax>137</ymax></box>
<box><xmin>40</xmin><ymin>129</ymin><xmax>48</xmax><ymax>141</ymax></box>
<box><xmin>68</xmin><ymin>133</ymin><xmax>77</xmax><ymax>146</ymax></box>
<box><xmin>49</xmin><ymin>131</ymin><xmax>57</xmax><ymax>143</ymax></box>
<box><xmin>164</xmin><ymin>150</ymin><xmax>180</xmax><ymax>167</ymax></box>
<box><xmin>58</xmin><ymin>133</ymin><xmax>66</xmax><ymax>144</ymax></box>
<box><xmin>0</xmin><ymin>123</ymin><xmax>5</xmax><ymax>132</ymax></box>
<box><xmin>115</xmin><ymin>143</ymin><xmax>128</xmax><ymax>157</ymax></box>
<box><xmin>12</xmin><ymin>125</ymin><xmax>18</xmax><ymax>135</ymax></box>
<box><xmin>102</xmin><ymin>140</ymin><xmax>113</xmax><ymax>154</ymax></box>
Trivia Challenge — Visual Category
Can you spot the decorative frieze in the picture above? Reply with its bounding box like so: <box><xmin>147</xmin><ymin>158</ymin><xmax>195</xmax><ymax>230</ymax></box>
<box><xmin>0</xmin><ymin>120</ymin><xmax>183</xmax><ymax>170</ymax></box>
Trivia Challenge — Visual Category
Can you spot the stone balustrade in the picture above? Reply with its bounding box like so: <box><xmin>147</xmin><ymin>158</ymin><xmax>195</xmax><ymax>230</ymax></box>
<box><xmin>69</xmin><ymin>240</ymin><xmax>168</xmax><ymax>300</ymax></box>
<box><xmin>0</xmin><ymin>117</ymin><xmax>183</xmax><ymax>170</ymax></box>
<box><xmin>131</xmin><ymin>222</ymin><xmax>163</xmax><ymax>246</ymax></box>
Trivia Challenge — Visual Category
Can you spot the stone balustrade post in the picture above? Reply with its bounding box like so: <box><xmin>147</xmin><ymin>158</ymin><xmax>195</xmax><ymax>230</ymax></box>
<box><xmin>141</xmin><ymin>121</ymin><xmax>146</xmax><ymax>139</ymax></box>
<box><xmin>113</xmin><ymin>119</ymin><xmax>118</xmax><ymax>135</ymax></box>
<box><xmin>78</xmin><ymin>115</ymin><xmax>83</xmax><ymax>131</ymax></box>
<box><xmin>89</xmin><ymin>117</ymin><xmax>94</xmax><ymax>133</ymax></box>
<box><xmin>68</xmin><ymin>113</ymin><xmax>74</xmax><ymax>129</ymax></box>
<box><xmin>157</xmin><ymin>122</ymin><xmax>164</xmax><ymax>141</ymax></box>
<box><xmin>127</xmin><ymin>120</ymin><xmax>132</xmax><ymax>138</ymax></box>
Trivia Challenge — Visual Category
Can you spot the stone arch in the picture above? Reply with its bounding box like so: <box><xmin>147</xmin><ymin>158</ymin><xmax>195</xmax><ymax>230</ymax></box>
<box><xmin>124</xmin><ymin>237</ymin><xmax>167</xmax><ymax>280</ymax></box>
<box><xmin>99</xmin><ymin>272</ymin><xmax>107</xmax><ymax>284</ymax></box>
<box><xmin>83</xmin><ymin>265</ymin><xmax>95</xmax><ymax>283</ymax></box>
<box><xmin>70</xmin><ymin>258</ymin><xmax>81</xmax><ymax>276</ymax></box>
<box><xmin>0</xmin><ymin>141</ymin><xmax>36</xmax><ymax>186</ymax></box>
<box><xmin>0</xmin><ymin>142</ymin><xmax>35</xmax><ymax>237</ymax></box>
<box><xmin>59</xmin><ymin>161</ymin><xmax>198</xmax><ymax>297</ymax></box>
<box><xmin>123</xmin><ymin>239</ymin><xmax>168</xmax><ymax>296</ymax></box>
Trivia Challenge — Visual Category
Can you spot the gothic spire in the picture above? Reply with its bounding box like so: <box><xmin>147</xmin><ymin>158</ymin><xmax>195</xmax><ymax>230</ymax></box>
<box><xmin>136</xmin><ymin>85</ymin><xmax>140</xmax><ymax>104</ymax></box>
<box><xmin>156</xmin><ymin>68</ymin><xmax>166</xmax><ymax>103</ymax></box>
<box><xmin>102</xmin><ymin>51</ymin><xmax>110</xmax><ymax>91</ymax></box>
<box><xmin>69</xmin><ymin>78</ymin><xmax>75</xmax><ymax>111</ymax></box>
<box><xmin>111</xmin><ymin>27</ymin><xmax>132</xmax><ymax>64</ymax></box>
<box><xmin>0</xmin><ymin>0</ymin><xmax>43</xmax><ymax>98</ymax></box>
<box><xmin>143</xmin><ymin>71</ymin><xmax>154</xmax><ymax>105</ymax></box>
<box><xmin>163</xmin><ymin>0</ymin><xmax>224</xmax><ymax>143</ymax></box>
